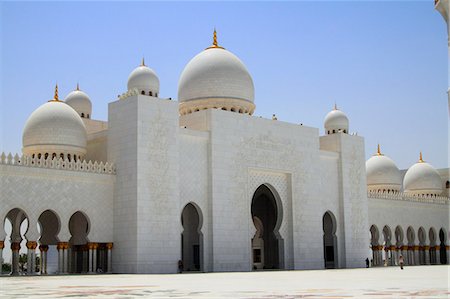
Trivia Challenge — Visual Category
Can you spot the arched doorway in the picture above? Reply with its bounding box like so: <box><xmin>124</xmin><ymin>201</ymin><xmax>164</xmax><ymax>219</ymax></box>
<box><xmin>394</xmin><ymin>226</ymin><xmax>404</xmax><ymax>265</ymax></box>
<box><xmin>370</xmin><ymin>225</ymin><xmax>380</xmax><ymax>266</ymax></box>
<box><xmin>406</xmin><ymin>227</ymin><xmax>415</xmax><ymax>265</ymax></box>
<box><xmin>38</xmin><ymin>210</ymin><xmax>60</xmax><ymax>274</ymax></box>
<box><xmin>69</xmin><ymin>211</ymin><xmax>90</xmax><ymax>273</ymax></box>
<box><xmin>4</xmin><ymin>208</ymin><xmax>29</xmax><ymax>275</ymax></box>
<box><xmin>382</xmin><ymin>226</ymin><xmax>392</xmax><ymax>266</ymax></box>
<box><xmin>323</xmin><ymin>212</ymin><xmax>338</xmax><ymax>269</ymax></box>
<box><xmin>181</xmin><ymin>203</ymin><xmax>202</xmax><ymax>272</ymax></box>
<box><xmin>251</xmin><ymin>184</ymin><xmax>283</xmax><ymax>270</ymax></box>
<box><xmin>429</xmin><ymin>228</ymin><xmax>437</xmax><ymax>264</ymax></box>
<box><xmin>439</xmin><ymin>228</ymin><xmax>447</xmax><ymax>264</ymax></box>
<box><xmin>418</xmin><ymin>227</ymin><xmax>426</xmax><ymax>264</ymax></box>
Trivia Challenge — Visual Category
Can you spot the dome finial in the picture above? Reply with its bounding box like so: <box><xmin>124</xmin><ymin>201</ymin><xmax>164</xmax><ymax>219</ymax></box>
<box><xmin>419</xmin><ymin>151</ymin><xmax>424</xmax><ymax>163</ymax></box>
<box><xmin>377</xmin><ymin>144</ymin><xmax>382</xmax><ymax>155</ymax></box>
<box><xmin>206</xmin><ymin>28</ymin><xmax>224</xmax><ymax>50</ymax></box>
<box><xmin>213</xmin><ymin>28</ymin><xmax>218</xmax><ymax>47</ymax></box>
<box><xmin>48</xmin><ymin>83</ymin><xmax>61</xmax><ymax>102</ymax></box>
<box><xmin>141</xmin><ymin>57</ymin><xmax>145</xmax><ymax>67</ymax></box>
<box><xmin>334</xmin><ymin>102</ymin><xmax>337</xmax><ymax>110</ymax></box>
<box><xmin>76</xmin><ymin>82</ymin><xmax>80</xmax><ymax>91</ymax></box>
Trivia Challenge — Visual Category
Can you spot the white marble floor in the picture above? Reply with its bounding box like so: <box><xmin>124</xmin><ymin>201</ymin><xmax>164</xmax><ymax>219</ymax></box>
<box><xmin>0</xmin><ymin>265</ymin><xmax>449</xmax><ymax>298</ymax></box>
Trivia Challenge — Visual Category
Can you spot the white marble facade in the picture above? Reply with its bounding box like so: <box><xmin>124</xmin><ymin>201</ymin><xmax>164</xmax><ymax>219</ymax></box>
<box><xmin>1</xmin><ymin>12</ymin><xmax>449</xmax><ymax>274</ymax></box>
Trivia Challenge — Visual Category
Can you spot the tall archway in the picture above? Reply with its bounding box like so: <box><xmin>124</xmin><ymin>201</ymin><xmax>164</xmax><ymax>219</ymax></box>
<box><xmin>69</xmin><ymin>211</ymin><xmax>90</xmax><ymax>273</ymax></box>
<box><xmin>429</xmin><ymin>228</ymin><xmax>437</xmax><ymax>264</ymax></box>
<box><xmin>181</xmin><ymin>203</ymin><xmax>203</xmax><ymax>272</ymax></box>
<box><xmin>418</xmin><ymin>227</ymin><xmax>426</xmax><ymax>264</ymax></box>
<box><xmin>406</xmin><ymin>226</ymin><xmax>415</xmax><ymax>265</ymax></box>
<box><xmin>4</xmin><ymin>208</ymin><xmax>29</xmax><ymax>275</ymax></box>
<box><xmin>382</xmin><ymin>226</ymin><xmax>392</xmax><ymax>265</ymax></box>
<box><xmin>251</xmin><ymin>184</ymin><xmax>283</xmax><ymax>270</ymax></box>
<box><xmin>370</xmin><ymin>225</ymin><xmax>380</xmax><ymax>266</ymax></box>
<box><xmin>323</xmin><ymin>212</ymin><xmax>338</xmax><ymax>269</ymax></box>
<box><xmin>439</xmin><ymin>228</ymin><xmax>447</xmax><ymax>264</ymax></box>
<box><xmin>394</xmin><ymin>226</ymin><xmax>404</xmax><ymax>265</ymax></box>
<box><xmin>38</xmin><ymin>210</ymin><xmax>60</xmax><ymax>274</ymax></box>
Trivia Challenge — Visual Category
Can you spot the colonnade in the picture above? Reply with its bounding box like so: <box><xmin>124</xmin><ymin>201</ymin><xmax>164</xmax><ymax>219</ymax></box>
<box><xmin>371</xmin><ymin>244</ymin><xmax>450</xmax><ymax>266</ymax></box>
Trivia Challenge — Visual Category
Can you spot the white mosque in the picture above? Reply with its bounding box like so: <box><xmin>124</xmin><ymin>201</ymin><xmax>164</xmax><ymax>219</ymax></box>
<box><xmin>0</xmin><ymin>1</ymin><xmax>449</xmax><ymax>275</ymax></box>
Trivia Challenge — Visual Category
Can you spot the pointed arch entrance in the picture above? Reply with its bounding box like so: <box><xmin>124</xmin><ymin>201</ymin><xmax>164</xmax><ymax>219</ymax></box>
<box><xmin>181</xmin><ymin>203</ymin><xmax>203</xmax><ymax>272</ymax></box>
<box><xmin>439</xmin><ymin>228</ymin><xmax>447</xmax><ymax>264</ymax></box>
<box><xmin>4</xmin><ymin>208</ymin><xmax>29</xmax><ymax>275</ymax></box>
<box><xmin>251</xmin><ymin>184</ymin><xmax>283</xmax><ymax>270</ymax></box>
<box><xmin>38</xmin><ymin>210</ymin><xmax>60</xmax><ymax>274</ymax></box>
<box><xmin>69</xmin><ymin>211</ymin><xmax>90</xmax><ymax>273</ymax></box>
<box><xmin>323</xmin><ymin>211</ymin><xmax>338</xmax><ymax>269</ymax></box>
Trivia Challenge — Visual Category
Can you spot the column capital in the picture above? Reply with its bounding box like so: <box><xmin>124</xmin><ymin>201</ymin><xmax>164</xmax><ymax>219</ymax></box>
<box><xmin>87</xmin><ymin>242</ymin><xmax>98</xmax><ymax>250</ymax></box>
<box><xmin>424</xmin><ymin>245</ymin><xmax>430</xmax><ymax>250</ymax></box>
<box><xmin>0</xmin><ymin>240</ymin><xmax>4</xmax><ymax>249</ymax></box>
<box><xmin>446</xmin><ymin>245</ymin><xmax>450</xmax><ymax>250</ymax></box>
<box><xmin>39</xmin><ymin>245</ymin><xmax>49</xmax><ymax>252</ymax></box>
<box><xmin>57</xmin><ymin>242</ymin><xmax>70</xmax><ymax>250</ymax></box>
<box><xmin>413</xmin><ymin>245</ymin><xmax>420</xmax><ymax>250</ymax></box>
<box><xmin>26</xmin><ymin>241</ymin><xmax>38</xmax><ymax>250</ymax></box>
<box><xmin>435</xmin><ymin>245</ymin><xmax>440</xmax><ymax>250</ymax></box>
<box><xmin>11</xmin><ymin>242</ymin><xmax>20</xmax><ymax>251</ymax></box>
<box><xmin>106</xmin><ymin>242</ymin><xmax>113</xmax><ymax>250</ymax></box>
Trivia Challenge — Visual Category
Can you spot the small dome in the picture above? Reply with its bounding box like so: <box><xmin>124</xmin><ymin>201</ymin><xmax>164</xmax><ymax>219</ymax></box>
<box><xmin>178</xmin><ymin>30</ymin><xmax>255</xmax><ymax>115</ymax></box>
<box><xmin>64</xmin><ymin>84</ymin><xmax>92</xmax><ymax>119</ymax></box>
<box><xmin>324</xmin><ymin>105</ymin><xmax>349</xmax><ymax>134</ymax></box>
<box><xmin>22</xmin><ymin>86</ymin><xmax>87</xmax><ymax>160</ymax></box>
<box><xmin>127</xmin><ymin>58</ymin><xmax>160</xmax><ymax>97</ymax></box>
<box><xmin>366</xmin><ymin>145</ymin><xmax>402</xmax><ymax>192</ymax></box>
<box><xmin>403</xmin><ymin>153</ymin><xmax>443</xmax><ymax>196</ymax></box>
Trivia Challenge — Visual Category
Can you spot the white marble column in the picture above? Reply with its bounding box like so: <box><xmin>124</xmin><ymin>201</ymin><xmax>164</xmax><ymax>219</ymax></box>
<box><xmin>92</xmin><ymin>243</ymin><xmax>98</xmax><ymax>273</ymax></box>
<box><xmin>11</xmin><ymin>242</ymin><xmax>20</xmax><ymax>275</ymax></box>
<box><xmin>88</xmin><ymin>243</ymin><xmax>93</xmax><ymax>273</ymax></box>
<box><xmin>446</xmin><ymin>246</ymin><xmax>450</xmax><ymax>265</ymax></box>
<box><xmin>435</xmin><ymin>246</ymin><xmax>440</xmax><ymax>264</ymax></box>
<box><xmin>57</xmin><ymin>243</ymin><xmax>64</xmax><ymax>273</ymax></box>
<box><xmin>39</xmin><ymin>245</ymin><xmax>48</xmax><ymax>274</ymax></box>
<box><xmin>106</xmin><ymin>243</ymin><xmax>113</xmax><ymax>273</ymax></box>
<box><xmin>0</xmin><ymin>240</ymin><xmax>4</xmax><ymax>275</ymax></box>
<box><xmin>414</xmin><ymin>246</ymin><xmax>420</xmax><ymax>265</ymax></box>
<box><xmin>424</xmin><ymin>246</ymin><xmax>430</xmax><ymax>265</ymax></box>
<box><xmin>26</xmin><ymin>241</ymin><xmax>37</xmax><ymax>275</ymax></box>
<box><xmin>63</xmin><ymin>246</ymin><xmax>69</xmax><ymax>273</ymax></box>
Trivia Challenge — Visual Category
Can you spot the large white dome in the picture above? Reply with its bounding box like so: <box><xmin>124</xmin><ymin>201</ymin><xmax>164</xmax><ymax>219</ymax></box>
<box><xmin>366</xmin><ymin>145</ymin><xmax>402</xmax><ymax>192</ymax></box>
<box><xmin>64</xmin><ymin>84</ymin><xmax>92</xmax><ymax>119</ymax></box>
<box><xmin>127</xmin><ymin>59</ymin><xmax>160</xmax><ymax>97</ymax></box>
<box><xmin>178</xmin><ymin>31</ymin><xmax>255</xmax><ymax>115</ymax></box>
<box><xmin>324</xmin><ymin>105</ymin><xmax>349</xmax><ymax>134</ymax></box>
<box><xmin>22</xmin><ymin>87</ymin><xmax>87</xmax><ymax>160</ymax></box>
<box><xmin>403</xmin><ymin>153</ymin><xmax>443</xmax><ymax>196</ymax></box>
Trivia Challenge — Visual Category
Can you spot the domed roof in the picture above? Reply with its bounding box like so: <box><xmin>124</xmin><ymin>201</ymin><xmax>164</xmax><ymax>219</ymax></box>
<box><xmin>178</xmin><ymin>30</ymin><xmax>255</xmax><ymax>115</ymax></box>
<box><xmin>366</xmin><ymin>145</ymin><xmax>402</xmax><ymax>192</ymax></box>
<box><xmin>22</xmin><ymin>85</ymin><xmax>87</xmax><ymax>157</ymax></box>
<box><xmin>324</xmin><ymin>104</ymin><xmax>349</xmax><ymax>134</ymax></box>
<box><xmin>64</xmin><ymin>84</ymin><xmax>92</xmax><ymax>118</ymax></box>
<box><xmin>403</xmin><ymin>153</ymin><xmax>443</xmax><ymax>196</ymax></box>
<box><xmin>127</xmin><ymin>58</ymin><xmax>160</xmax><ymax>95</ymax></box>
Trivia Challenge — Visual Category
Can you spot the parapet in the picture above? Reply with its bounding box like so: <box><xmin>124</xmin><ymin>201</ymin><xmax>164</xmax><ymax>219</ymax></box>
<box><xmin>0</xmin><ymin>152</ymin><xmax>115</xmax><ymax>174</ymax></box>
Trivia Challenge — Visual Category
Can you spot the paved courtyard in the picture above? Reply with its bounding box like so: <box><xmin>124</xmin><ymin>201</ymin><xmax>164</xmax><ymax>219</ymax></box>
<box><xmin>0</xmin><ymin>265</ymin><xmax>449</xmax><ymax>298</ymax></box>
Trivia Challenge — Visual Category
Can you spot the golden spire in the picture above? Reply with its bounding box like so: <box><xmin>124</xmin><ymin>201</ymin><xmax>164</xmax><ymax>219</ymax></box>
<box><xmin>419</xmin><ymin>152</ymin><xmax>424</xmax><ymax>163</ymax></box>
<box><xmin>213</xmin><ymin>28</ymin><xmax>218</xmax><ymax>47</ymax></box>
<box><xmin>141</xmin><ymin>57</ymin><xmax>145</xmax><ymax>66</ymax></box>
<box><xmin>48</xmin><ymin>84</ymin><xmax>60</xmax><ymax>102</ymax></box>
<box><xmin>376</xmin><ymin>144</ymin><xmax>383</xmax><ymax>156</ymax></box>
<box><xmin>76</xmin><ymin>82</ymin><xmax>80</xmax><ymax>91</ymax></box>
<box><xmin>206</xmin><ymin>28</ymin><xmax>224</xmax><ymax>50</ymax></box>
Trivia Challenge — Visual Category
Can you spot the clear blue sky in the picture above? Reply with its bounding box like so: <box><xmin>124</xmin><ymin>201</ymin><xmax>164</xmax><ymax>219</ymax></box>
<box><xmin>0</xmin><ymin>1</ymin><xmax>448</xmax><ymax>169</ymax></box>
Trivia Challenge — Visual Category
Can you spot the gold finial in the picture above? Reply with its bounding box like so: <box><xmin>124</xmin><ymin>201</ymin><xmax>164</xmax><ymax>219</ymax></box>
<box><xmin>141</xmin><ymin>57</ymin><xmax>145</xmax><ymax>66</ymax></box>
<box><xmin>49</xmin><ymin>84</ymin><xmax>60</xmax><ymax>102</ymax></box>
<box><xmin>76</xmin><ymin>82</ymin><xmax>80</xmax><ymax>91</ymax></box>
<box><xmin>213</xmin><ymin>28</ymin><xmax>218</xmax><ymax>47</ymax></box>
<box><xmin>376</xmin><ymin>144</ymin><xmax>383</xmax><ymax>156</ymax></box>
<box><xmin>206</xmin><ymin>28</ymin><xmax>224</xmax><ymax>50</ymax></box>
<box><xmin>419</xmin><ymin>152</ymin><xmax>424</xmax><ymax>163</ymax></box>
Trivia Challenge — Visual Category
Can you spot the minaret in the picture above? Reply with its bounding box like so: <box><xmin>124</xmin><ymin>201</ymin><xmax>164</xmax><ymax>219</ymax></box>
<box><xmin>435</xmin><ymin>0</ymin><xmax>450</xmax><ymax>114</ymax></box>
